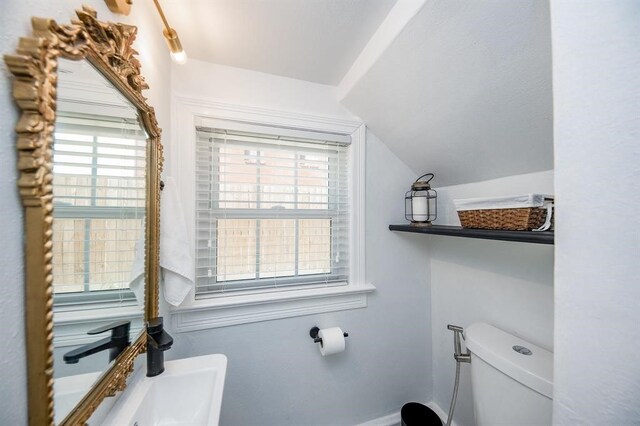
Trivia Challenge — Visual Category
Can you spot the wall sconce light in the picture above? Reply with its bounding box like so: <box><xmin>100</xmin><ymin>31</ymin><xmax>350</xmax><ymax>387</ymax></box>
<box><xmin>153</xmin><ymin>0</ymin><xmax>187</xmax><ymax>64</ymax></box>
<box><xmin>105</xmin><ymin>0</ymin><xmax>133</xmax><ymax>16</ymax></box>
<box><xmin>104</xmin><ymin>0</ymin><xmax>187</xmax><ymax>64</ymax></box>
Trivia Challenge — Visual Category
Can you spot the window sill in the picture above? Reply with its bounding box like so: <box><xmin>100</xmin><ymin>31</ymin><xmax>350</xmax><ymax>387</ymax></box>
<box><xmin>53</xmin><ymin>303</ymin><xmax>145</xmax><ymax>348</ymax></box>
<box><xmin>171</xmin><ymin>283</ymin><xmax>376</xmax><ymax>332</ymax></box>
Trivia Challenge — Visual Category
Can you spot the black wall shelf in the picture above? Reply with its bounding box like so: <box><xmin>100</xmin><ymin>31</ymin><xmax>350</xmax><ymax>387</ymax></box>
<box><xmin>389</xmin><ymin>224</ymin><xmax>554</xmax><ymax>245</ymax></box>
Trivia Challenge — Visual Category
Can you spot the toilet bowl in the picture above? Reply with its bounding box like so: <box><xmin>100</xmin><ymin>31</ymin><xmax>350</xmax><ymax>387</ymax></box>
<box><xmin>465</xmin><ymin>323</ymin><xmax>553</xmax><ymax>426</ymax></box>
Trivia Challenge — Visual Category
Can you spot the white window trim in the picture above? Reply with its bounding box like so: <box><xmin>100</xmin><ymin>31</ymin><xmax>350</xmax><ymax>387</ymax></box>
<box><xmin>170</xmin><ymin>96</ymin><xmax>374</xmax><ymax>332</ymax></box>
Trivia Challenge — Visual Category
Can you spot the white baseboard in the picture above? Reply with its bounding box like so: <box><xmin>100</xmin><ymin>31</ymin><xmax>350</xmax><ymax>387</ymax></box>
<box><xmin>355</xmin><ymin>401</ymin><xmax>457</xmax><ymax>426</ymax></box>
<box><xmin>355</xmin><ymin>411</ymin><xmax>401</xmax><ymax>426</ymax></box>
<box><xmin>427</xmin><ymin>401</ymin><xmax>459</xmax><ymax>426</ymax></box>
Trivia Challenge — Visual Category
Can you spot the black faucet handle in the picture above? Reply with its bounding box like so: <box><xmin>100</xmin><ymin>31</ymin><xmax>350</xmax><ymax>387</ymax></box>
<box><xmin>147</xmin><ymin>317</ymin><xmax>164</xmax><ymax>334</ymax></box>
<box><xmin>147</xmin><ymin>317</ymin><xmax>173</xmax><ymax>349</ymax></box>
<box><xmin>88</xmin><ymin>320</ymin><xmax>131</xmax><ymax>338</ymax></box>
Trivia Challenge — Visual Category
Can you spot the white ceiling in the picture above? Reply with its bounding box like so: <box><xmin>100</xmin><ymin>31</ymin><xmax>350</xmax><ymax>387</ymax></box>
<box><xmin>341</xmin><ymin>0</ymin><xmax>554</xmax><ymax>186</ymax></box>
<box><xmin>160</xmin><ymin>0</ymin><xmax>554</xmax><ymax>187</ymax></box>
<box><xmin>162</xmin><ymin>0</ymin><xmax>397</xmax><ymax>85</ymax></box>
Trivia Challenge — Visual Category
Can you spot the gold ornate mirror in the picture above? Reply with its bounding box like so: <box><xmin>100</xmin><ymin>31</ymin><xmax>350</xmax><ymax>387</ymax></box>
<box><xmin>4</xmin><ymin>6</ymin><xmax>161</xmax><ymax>425</ymax></box>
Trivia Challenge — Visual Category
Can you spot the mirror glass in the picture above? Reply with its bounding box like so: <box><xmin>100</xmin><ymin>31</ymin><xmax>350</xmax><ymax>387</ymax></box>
<box><xmin>51</xmin><ymin>58</ymin><xmax>147</xmax><ymax>423</ymax></box>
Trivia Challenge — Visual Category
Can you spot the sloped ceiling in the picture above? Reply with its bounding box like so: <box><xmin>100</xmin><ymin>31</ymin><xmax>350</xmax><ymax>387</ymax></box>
<box><xmin>341</xmin><ymin>0</ymin><xmax>554</xmax><ymax>186</ymax></box>
<box><xmin>162</xmin><ymin>0</ymin><xmax>397</xmax><ymax>85</ymax></box>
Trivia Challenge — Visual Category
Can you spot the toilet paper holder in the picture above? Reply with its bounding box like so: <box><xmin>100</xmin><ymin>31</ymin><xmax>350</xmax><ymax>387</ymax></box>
<box><xmin>309</xmin><ymin>326</ymin><xmax>348</xmax><ymax>346</ymax></box>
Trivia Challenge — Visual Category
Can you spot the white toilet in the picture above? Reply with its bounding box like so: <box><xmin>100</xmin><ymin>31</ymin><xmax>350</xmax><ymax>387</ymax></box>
<box><xmin>465</xmin><ymin>322</ymin><xmax>553</xmax><ymax>426</ymax></box>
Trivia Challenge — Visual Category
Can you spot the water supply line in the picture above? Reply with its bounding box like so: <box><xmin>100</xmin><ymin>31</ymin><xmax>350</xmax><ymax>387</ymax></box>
<box><xmin>446</xmin><ymin>325</ymin><xmax>471</xmax><ymax>426</ymax></box>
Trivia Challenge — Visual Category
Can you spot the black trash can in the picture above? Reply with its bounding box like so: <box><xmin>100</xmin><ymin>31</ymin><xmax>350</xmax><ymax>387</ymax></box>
<box><xmin>401</xmin><ymin>402</ymin><xmax>443</xmax><ymax>426</ymax></box>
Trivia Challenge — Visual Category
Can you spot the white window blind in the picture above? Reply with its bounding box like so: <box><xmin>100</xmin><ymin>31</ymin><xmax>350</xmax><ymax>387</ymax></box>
<box><xmin>52</xmin><ymin>113</ymin><xmax>147</xmax><ymax>303</ymax></box>
<box><xmin>195</xmin><ymin>123</ymin><xmax>350</xmax><ymax>295</ymax></box>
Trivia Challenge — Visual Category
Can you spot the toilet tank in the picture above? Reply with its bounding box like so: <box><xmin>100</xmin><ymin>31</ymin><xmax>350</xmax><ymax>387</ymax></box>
<box><xmin>465</xmin><ymin>323</ymin><xmax>553</xmax><ymax>426</ymax></box>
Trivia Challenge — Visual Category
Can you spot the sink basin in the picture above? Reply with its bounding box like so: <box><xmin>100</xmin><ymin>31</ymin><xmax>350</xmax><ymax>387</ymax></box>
<box><xmin>102</xmin><ymin>354</ymin><xmax>227</xmax><ymax>426</ymax></box>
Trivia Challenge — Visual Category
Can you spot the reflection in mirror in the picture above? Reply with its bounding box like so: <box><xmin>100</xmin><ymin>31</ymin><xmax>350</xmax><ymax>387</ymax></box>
<box><xmin>52</xmin><ymin>58</ymin><xmax>147</xmax><ymax>424</ymax></box>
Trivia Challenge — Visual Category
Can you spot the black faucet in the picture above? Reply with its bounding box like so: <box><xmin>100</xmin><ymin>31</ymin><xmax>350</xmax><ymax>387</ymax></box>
<box><xmin>146</xmin><ymin>317</ymin><xmax>173</xmax><ymax>377</ymax></box>
<box><xmin>63</xmin><ymin>320</ymin><xmax>131</xmax><ymax>364</ymax></box>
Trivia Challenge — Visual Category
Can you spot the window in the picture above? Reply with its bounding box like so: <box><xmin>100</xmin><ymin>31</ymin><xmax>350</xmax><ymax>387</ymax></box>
<box><xmin>195</xmin><ymin>125</ymin><xmax>350</xmax><ymax>296</ymax></box>
<box><xmin>52</xmin><ymin>113</ymin><xmax>147</xmax><ymax>305</ymax></box>
<box><xmin>171</xmin><ymin>100</ymin><xmax>372</xmax><ymax>331</ymax></box>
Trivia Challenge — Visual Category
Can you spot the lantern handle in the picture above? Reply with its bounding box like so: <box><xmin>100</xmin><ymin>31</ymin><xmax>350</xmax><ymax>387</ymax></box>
<box><xmin>415</xmin><ymin>173</ymin><xmax>434</xmax><ymax>184</ymax></box>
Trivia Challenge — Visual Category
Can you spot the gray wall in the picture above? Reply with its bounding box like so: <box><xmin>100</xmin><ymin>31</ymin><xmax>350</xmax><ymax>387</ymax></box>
<box><xmin>339</xmin><ymin>2</ymin><xmax>557</xmax><ymax>420</ymax></box>
<box><xmin>0</xmin><ymin>3</ymin><xmax>27</xmax><ymax>417</ymax></box>
<box><xmin>341</xmin><ymin>0</ymin><xmax>554</xmax><ymax>187</ymax></box>
<box><xmin>167</xmin><ymin>131</ymin><xmax>433</xmax><ymax>425</ymax></box>
<box><xmin>550</xmin><ymin>2</ymin><xmax>640</xmax><ymax>424</ymax></box>
<box><xmin>168</xmin><ymin>60</ymin><xmax>435</xmax><ymax>424</ymax></box>
<box><xmin>0</xmin><ymin>1</ymin><xmax>171</xmax><ymax>423</ymax></box>
<box><xmin>427</xmin><ymin>171</ymin><xmax>555</xmax><ymax>426</ymax></box>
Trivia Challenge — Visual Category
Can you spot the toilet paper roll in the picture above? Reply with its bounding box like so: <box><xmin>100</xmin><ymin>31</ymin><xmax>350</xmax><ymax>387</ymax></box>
<box><xmin>318</xmin><ymin>327</ymin><xmax>346</xmax><ymax>356</ymax></box>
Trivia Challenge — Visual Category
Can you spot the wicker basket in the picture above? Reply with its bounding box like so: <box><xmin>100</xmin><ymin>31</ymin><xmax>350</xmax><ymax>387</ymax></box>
<box><xmin>457</xmin><ymin>207</ymin><xmax>548</xmax><ymax>231</ymax></box>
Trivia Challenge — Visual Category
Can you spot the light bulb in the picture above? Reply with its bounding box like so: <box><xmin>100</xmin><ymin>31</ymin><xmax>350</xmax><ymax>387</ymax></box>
<box><xmin>170</xmin><ymin>50</ymin><xmax>187</xmax><ymax>64</ymax></box>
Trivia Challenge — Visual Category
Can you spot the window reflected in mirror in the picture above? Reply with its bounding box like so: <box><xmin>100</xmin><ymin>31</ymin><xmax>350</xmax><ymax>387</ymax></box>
<box><xmin>52</xmin><ymin>58</ymin><xmax>148</xmax><ymax>424</ymax></box>
<box><xmin>52</xmin><ymin>115</ymin><xmax>146</xmax><ymax>302</ymax></box>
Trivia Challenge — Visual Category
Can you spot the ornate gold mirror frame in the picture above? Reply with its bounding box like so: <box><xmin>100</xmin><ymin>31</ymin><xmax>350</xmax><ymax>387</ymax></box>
<box><xmin>4</xmin><ymin>6</ymin><xmax>161</xmax><ymax>425</ymax></box>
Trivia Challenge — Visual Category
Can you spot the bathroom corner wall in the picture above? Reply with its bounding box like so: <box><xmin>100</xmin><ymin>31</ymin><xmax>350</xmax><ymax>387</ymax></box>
<box><xmin>426</xmin><ymin>170</ymin><xmax>555</xmax><ymax>426</ymax></box>
<box><xmin>340</xmin><ymin>0</ymin><xmax>554</xmax><ymax>188</ymax></box>
<box><xmin>550</xmin><ymin>3</ymin><xmax>640</xmax><ymax>424</ymax></box>
<box><xmin>0</xmin><ymin>1</ymin><xmax>172</xmax><ymax>423</ymax></box>
<box><xmin>337</xmin><ymin>0</ymin><xmax>556</xmax><ymax>422</ymax></box>
<box><xmin>167</xmin><ymin>60</ymin><xmax>433</xmax><ymax>425</ymax></box>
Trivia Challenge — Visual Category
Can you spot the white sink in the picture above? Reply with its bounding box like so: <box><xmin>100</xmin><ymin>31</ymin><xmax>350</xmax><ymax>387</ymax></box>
<box><xmin>102</xmin><ymin>354</ymin><xmax>227</xmax><ymax>426</ymax></box>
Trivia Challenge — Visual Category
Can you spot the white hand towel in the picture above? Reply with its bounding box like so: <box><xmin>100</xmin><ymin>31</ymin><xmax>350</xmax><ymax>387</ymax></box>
<box><xmin>159</xmin><ymin>176</ymin><xmax>195</xmax><ymax>306</ymax></box>
<box><xmin>129</xmin><ymin>232</ymin><xmax>145</xmax><ymax>308</ymax></box>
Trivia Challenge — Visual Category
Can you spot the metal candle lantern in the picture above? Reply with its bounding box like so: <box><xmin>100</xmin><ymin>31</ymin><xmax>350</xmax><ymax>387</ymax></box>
<box><xmin>405</xmin><ymin>173</ymin><xmax>437</xmax><ymax>226</ymax></box>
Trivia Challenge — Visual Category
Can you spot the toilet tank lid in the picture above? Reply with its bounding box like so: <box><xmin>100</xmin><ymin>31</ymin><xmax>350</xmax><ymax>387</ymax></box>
<box><xmin>465</xmin><ymin>322</ymin><xmax>553</xmax><ymax>398</ymax></box>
